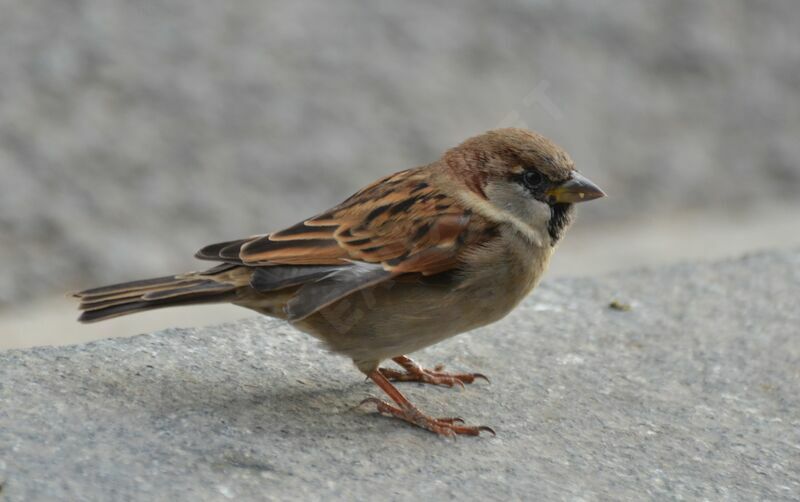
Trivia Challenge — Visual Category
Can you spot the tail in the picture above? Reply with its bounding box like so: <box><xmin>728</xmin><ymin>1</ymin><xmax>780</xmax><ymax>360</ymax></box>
<box><xmin>74</xmin><ymin>264</ymin><xmax>244</xmax><ymax>323</ymax></box>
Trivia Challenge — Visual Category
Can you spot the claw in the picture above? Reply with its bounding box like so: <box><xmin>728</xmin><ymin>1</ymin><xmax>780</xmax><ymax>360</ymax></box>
<box><xmin>472</xmin><ymin>373</ymin><xmax>490</xmax><ymax>384</ymax></box>
<box><xmin>477</xmin><ymin>425</ymin><xmax>496</xmax><ymax>436</ymax></box>
<box><xmin>358</xmin><ymin>397</ymin><xmax>382</xmax><ymax>408</ymax></box>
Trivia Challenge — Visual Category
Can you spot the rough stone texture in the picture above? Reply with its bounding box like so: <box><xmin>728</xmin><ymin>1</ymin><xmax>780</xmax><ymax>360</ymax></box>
<box><xmin>2</xmin><ymin>0</ymin><xmax>800</xmax><ymax>304</ymax></box>
<box><xmin>1</xmin><ymin>250</ymin><xmax>799</xmax><ymax>501</ymax></box>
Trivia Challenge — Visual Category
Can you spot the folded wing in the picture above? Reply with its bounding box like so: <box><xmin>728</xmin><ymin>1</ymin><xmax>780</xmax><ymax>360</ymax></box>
<box><xmin>195</xmin><ymin>168</ymin><xmax>498</xmax><ymax>320</ymax></box>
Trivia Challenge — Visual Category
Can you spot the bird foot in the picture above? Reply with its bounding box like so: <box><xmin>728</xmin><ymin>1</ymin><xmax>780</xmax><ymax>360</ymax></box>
<box><xmin>359</xmin><ymin>397</ymin><xmax>495</xmax><ymax>437</ymax></box>
<box><xmin>379</xmin><ymin>356</ymin><xmax>489</xmax><ymax>388</ymax></box>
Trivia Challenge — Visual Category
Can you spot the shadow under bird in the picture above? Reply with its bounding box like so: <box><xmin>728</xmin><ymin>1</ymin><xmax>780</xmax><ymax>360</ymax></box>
<box><xmin>75</xmin><ymin>128</ymin><xmax>604</xmax><ymax>436</ymax></box>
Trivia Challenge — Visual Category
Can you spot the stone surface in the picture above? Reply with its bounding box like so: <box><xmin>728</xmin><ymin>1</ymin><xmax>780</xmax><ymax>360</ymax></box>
<box><xmin>2</xmin><ymin>0</ymin><xmax>800</xmax><ymax>304</ymax></box>
<box><xmin>1</xmin><ymin>250</ymin><xmax>799</xmax><ymax>501</ymax></box>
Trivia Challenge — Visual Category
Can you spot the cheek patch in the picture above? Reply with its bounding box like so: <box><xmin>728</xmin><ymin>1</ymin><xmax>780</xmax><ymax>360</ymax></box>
<box><xmin>485</xmin><ymin>182</ymin><xmax>552</xmax><ymax>234</ymax></box>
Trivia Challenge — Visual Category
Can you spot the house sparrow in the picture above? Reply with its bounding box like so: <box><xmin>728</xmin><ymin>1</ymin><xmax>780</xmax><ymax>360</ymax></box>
<box><xmin>75</xmin><ymin>128</ymin><xmax>604</xmax><ymax>437</ymax></box>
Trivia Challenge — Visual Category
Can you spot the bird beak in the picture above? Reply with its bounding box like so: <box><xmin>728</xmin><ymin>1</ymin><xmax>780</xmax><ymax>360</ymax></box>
<box><xmin>546</xmin><ymin>172</ymin><xmax>605</xmax><ymax>204</ymax></box>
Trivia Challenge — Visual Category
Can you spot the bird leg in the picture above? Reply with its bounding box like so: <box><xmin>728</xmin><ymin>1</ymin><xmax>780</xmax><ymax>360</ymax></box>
<box><xmin>361</xmin><ymin>370</ymin><xmax>494</xmax><ymax>437</ymax></box>
<box><xmin>378</xmin><ymin>355</ymin><xmax>489</xmax><ymax>388</ymax></box>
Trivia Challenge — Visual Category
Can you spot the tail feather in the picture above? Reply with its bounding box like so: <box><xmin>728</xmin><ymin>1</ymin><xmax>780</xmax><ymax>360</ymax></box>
<box><xmin>140</xmin><ymin>280</ymin><xmax>235</xmax><ymax>301</ymax></box>
<box><xmin>74</xmin><ymin>273</ymin><xmax>240</xmax><ymax>323</ymax></box>
<box><xmin>76</xmin><ymin>275</ymin><xmax>185</xmax><ymax>297</ymax></box>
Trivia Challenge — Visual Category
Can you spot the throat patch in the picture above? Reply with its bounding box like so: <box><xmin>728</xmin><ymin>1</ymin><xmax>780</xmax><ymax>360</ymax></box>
<box><xmin>548</xmin><ymin>203</ymin><xmax>575</xmax><ymax>244</ymax></box>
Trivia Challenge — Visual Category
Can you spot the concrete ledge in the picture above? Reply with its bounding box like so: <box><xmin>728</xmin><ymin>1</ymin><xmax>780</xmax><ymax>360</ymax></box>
<box><xmin>1</xmin><ymin>250</ymin><xmax>799</xmax><ymax>500</ymax></box>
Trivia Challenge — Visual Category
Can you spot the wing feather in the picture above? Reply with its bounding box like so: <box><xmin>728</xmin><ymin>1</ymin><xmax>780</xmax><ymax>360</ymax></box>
<box><xmin>239</xmin><ymin>168</ymin><xmax>494</xmax><ymax>274</ymax></box>
<box><xmin>284</xmin><ymin>262</ymin><xmax>392</xmax><ymax>321</ymax></box>
<box><xmin>194</xmin><ymin>167</ymin><xmax>499</xmax><ymax>320</ymax></box>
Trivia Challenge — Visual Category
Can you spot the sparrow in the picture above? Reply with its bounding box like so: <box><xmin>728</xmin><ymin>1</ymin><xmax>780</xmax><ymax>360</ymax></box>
<box><xmin>74</xmin><ymin>128</ymin><xmax>604</xmax><ymax>437</ymax></box>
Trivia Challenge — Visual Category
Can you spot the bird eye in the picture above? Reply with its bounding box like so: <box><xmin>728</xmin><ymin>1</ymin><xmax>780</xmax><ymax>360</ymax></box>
<box><xmin>522</xmin><ymin>170</ymin><xmax>544</xmax><ymax>190</ymax></box>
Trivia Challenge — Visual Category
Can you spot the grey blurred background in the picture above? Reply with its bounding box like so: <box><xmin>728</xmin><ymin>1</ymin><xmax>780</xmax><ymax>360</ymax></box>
<box><xmin>1</xmin><ymin>0</ymin><xmax>799</xmax><ymax>348</ymax></box>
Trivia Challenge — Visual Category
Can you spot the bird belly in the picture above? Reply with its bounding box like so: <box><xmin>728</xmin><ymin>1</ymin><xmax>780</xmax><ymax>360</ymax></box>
<box><xmin>293</xmin><ymin>245</ymin><xmax>550</xmax><ymax>372</ymax></box>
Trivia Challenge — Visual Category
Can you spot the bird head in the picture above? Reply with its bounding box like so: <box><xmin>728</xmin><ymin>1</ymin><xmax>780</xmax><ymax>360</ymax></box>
<box><xmin>445</xmin><ymin>128</ymin><xmax>605</xmax><ymax>245</ymax></box>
